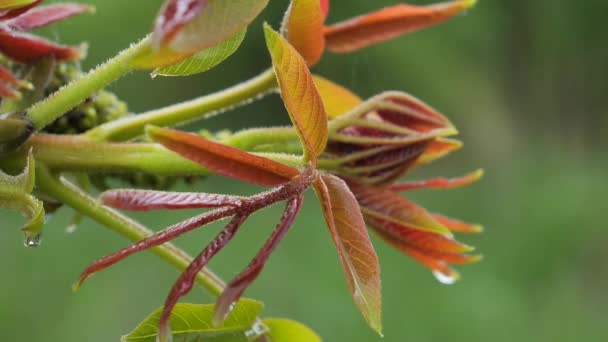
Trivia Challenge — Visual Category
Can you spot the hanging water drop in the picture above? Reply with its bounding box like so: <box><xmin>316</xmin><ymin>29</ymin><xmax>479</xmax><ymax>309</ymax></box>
<box><xmin>24</xmin><ymin>233</ymin><xmax>42</xmax><ymax>248</ymax></box>
<box><xmin>245</xmin><ymin>319</ymin><xmax>269</xmax><ymax>339</ymax></box>
<box><xmin>433</xmin><ymin>270</ymin><xmax>459</xmax><ymax>285</ymax></box>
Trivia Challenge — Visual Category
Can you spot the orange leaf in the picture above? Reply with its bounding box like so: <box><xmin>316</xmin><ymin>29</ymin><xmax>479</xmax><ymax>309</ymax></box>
<box><xmin>390</xmin><ymin>169</ymin><xmax>484</xmax><ymax>191</ymax></box>
<box><xmin>320</xmin><ymin>0</ymin><xmax>330</xmax><ymax>20</ymax></box>
<box><xmin>350</xmin><ymin>182</ymin><xmax>451</xmax><ymax>236</ymax></box>
<box><xmin>148</xmin><ymin>126</ymin><xmax>299</xmax><ymax>186</ymax></box>
<box><xmin>264</xmin><ymin>23</ymin><xmax>328</xmax><ymax>165</ymax></box>
<box><xmin>433</xmin><ymin>214</ymin><xmax>483</xmax><ymax>234</ymax></box>
<box><xmin>315</xmin><ymin>174</ymin><xmax>382</xmax><ymax>335</ymax></box>
<box><xmin>283</xmin><ymin>0</ymin><xmax>326</xmax><ymax>66</ymax></box>
<box><xmin>324</xmin><ymin>0</ymin><xmax>477</xmax><ymax>53</ymax></box>
<box><xmin>415</xmin><ymin>137</ymin><xmax>462</xmax><ymax>166</ymax></box>
<box><xmin>313</xmin><ymin>75</ymin><xmax>362</xmax><ymax>118</ymax></box>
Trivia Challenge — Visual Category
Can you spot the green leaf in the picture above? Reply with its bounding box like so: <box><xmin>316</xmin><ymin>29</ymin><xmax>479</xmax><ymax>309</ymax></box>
<box><xmin>122</xmin><ymin>299</ymin><xmax>267</xmax><ymax>342</ymax></box>
<box><xmin>0</xmin><ymin>150</ymin><xmax>45</xmax><ymax>242</ymax></box>
<box><xmin>263</xmin><ymin>318</ymin><xmax>322</xmax><ymax>342</ymax></box>
<box><xmin>152</xmin><ymin>29</ymin><xmax>246</xmax><ymax>77</ymax></box>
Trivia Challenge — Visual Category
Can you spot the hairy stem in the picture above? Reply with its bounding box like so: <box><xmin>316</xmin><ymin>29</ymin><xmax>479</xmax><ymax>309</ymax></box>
<box><xmin>35</xmin><ymin>163</ymin><xmax>226</xmax><ymax>296</ymax></box>
<box><xmin>26</xmin><ymin>38</ymin><xmax>150</xmax><ymax>131</ymax></box>
<box><xmin>85</xmin><ymin>68</ymin><xmax>277</xmax><ymax>142</ymax></box>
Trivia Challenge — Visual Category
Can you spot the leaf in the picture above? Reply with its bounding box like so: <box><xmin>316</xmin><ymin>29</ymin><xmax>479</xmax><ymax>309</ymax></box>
<box><xmin>134</xmin><ymin>0</ymin><xmax>269</xmax><ymax>69</ymax></box>
<box><xmin>263</xmin><ymin>318</ymin><xmax>322</xmax><ymax>342</ymax></box>
<box><xmin>312</xmin><ymin>75</ymin><xmax>362</xmax><ymax>119</ymax></box>
<box><xmin>121</xmin><ymin>299</ymin><xmax>266</xmax><ymax>342</ymax></box>
<box><xmin>282</xmin><ymin>0</ymin><xmax>326</xmax><ymax>66</ymax></box>
<box><xmin>415</xmin><ymin>138</ymin><xmax>462</xmax><ymax>166</ymax></box>
<box><xmin>0</xmin><ymin>150</ymin><xmax>45</xmax><ymax>240</ymax></box>
<box><xmin>314</xmin><ymin>174</ymin><xmax>382</xmax><ymax>336</ymax></box>
<box><xmin>0</xmin><ymin>0</ymin><xmax>37</xmax><ymax>10</ymax></box>
<box><xmin>319</xmin><ymin>0</ymin><xmax>329</xmax><ymax>20</ymax></box>
<box><xmin>349</xmin><ymin>182</ymin><xmax>452</xmax><ymax>236</ymax></box>
<box><xmin>4</xmin><ymin>4</ymin><xmax>94</xmax><ymax>31</ymax></box>
<box><xmin>148</xmin><ymin>126</ymin><xmax>299</xmax><ymax>186</ymax></box>
<box><xmin>264</xmin><ymin>24</ymin><xmax>328</xmax><ymax>164</ymax></box>
<box><xmin>432</xmin><ymin>214</ymin><xmax>483</xmax><ymax>234</ymax></box>
<box><xmin>0</xmin><ymin>29</ymin><xmax>84</xmax><ymax>62</ymax></box>
<box><xmin>324</xmin><ymin>0</ymin><xmax>477</xmax><ymax>53</ymax></box>
<box><xmin>390</xmin><ymin>169</ymin><xmax>484</xmax><ymax>191</ymax></box>
<box><xmin>0</xmin><ymin>117</ymin><xmax>33</xmax><ymax>152</ymax></box>
<box><xmin>101</xmin><ymin>189</ymin><xmax>242</xmax><ymax>211</ymax></box>
<box><xmin>153</xmin><ymin>28</ymin><xmax>246</xmax><ymax>77</ymax></box>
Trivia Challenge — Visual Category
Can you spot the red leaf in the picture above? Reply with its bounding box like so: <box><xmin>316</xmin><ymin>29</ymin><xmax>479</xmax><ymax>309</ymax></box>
<box><xmin>0</xmin><ymin>29</ymin><xmax>84</xmax><ymax>62</ymax></box>
<box><xmin>320</xmin><ymin>0</ymin><xmax>329</xmax><ymax>20</ymax></box>
<box><xmin>152</xmin><ymin>0</ymin><xmax>208</xmax><ymax>47</ymax></box>
<box><xmin>350</xmin><ymin>182</ymin><xmax>451</xmax><ymax>236</ymax></box>
<box><xmin>0</xmin><ymin>0</ymin><xmax>42</xmax><ymax>20</ymax></box>
<box><xmin>376</xmin><ymin>92</ymin><xmax>452</xmax><ymax>133</ymax></box>
<box><xmin>283</xmin><ymin>0</ymin><xmax>326</xmax><ymax>66</ymax></box>
<box><xmin>213</xmin><ymin>195</ymin><xmax>304</xmax><ymax>324</ymax></box>
<box><xmin>415</xmin><ymin>138</ymin><xmax>462</xmax><ymax>166</ymax></box>
<box><xmin>315</xmin><ymin>174</ymin><xmax>382</xmax><ymax>335</ymax></box>
<box><xmin>148</xmin><ymin>127</ymin><xmax>299</xmax><ymax>187</ymax></box>
<box><xmin>389</xmin><ymin>169</ymin><xmax>484</xmax><ymax>191</ymax></box>
<box><xmin>101</xmin><ymin>189</ymin><xmax>242</xmax><ymax>211</ymax></box>
<box><xmin>5</xmin><ymin>4</ymin><xmax>93</xmax><ymax>31</ymax></box>
<box><xmin>433</xmin><ymin>214</ymin><xmax>483</xmax><ymax>234</ymax></box>
<box><xmin>324</xmin><ymin>0</ymin><xmax>477</xmax><ymax>53</ymax></box>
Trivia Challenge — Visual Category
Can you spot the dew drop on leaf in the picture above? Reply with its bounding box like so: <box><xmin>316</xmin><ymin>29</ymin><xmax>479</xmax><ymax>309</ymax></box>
<box><xmin>433</xmin><ymin>270</ymin><xmax>458</xmax><ymax>285</ymax></box>
<box><xmin>24</xmin><ymin>233</ymin><xmax>42</xmax><ymax>248</ymax></box>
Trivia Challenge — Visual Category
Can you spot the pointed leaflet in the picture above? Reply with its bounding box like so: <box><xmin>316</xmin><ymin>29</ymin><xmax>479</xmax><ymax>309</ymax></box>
<box><xmin>433</xmin><ymin>214</ymin><xmax>483</xmax><ymax>234</ymax></box>
<box><xmin>0</xmin><ymin>29</ymin><xmax>84</xmax><ymax>62</ymax></box>
<box><xmin>315</xmin><ymin>174</ymin><xmax>382</xmax><ymax>335</ymax></box>
<box><xmin>121</xmin><ymin>300</ymin><xmax>266</xmax><ymax>342</ymax></box>
<box><xmin>4</xmin><ymin>4</ymin><xmax>94</xmax><ymax>31</ymax></box>
<box><xmin>390</xmin><ymin>169</ymin><xmax>484</xmax><ymax>191</ymax></box>
<box><xmin>313</xmin><ymin>75</ymin><xmax>362</xmax><ymax>118</ymax></box>
<box><xmin>349</xmin><ymin>182</ymin><xmax>451</xmax><ymax>236</ymax></box>
<box><xmin>148</xmin><ymin>126</ymin><xmax>299</xmax><ymax>186</ymax></box>
<box><xmin>324</xmin><ymin>0</ymin><xmax>477</xmax><ymax>53</ymax></box>
<box><xmin>135</xmin><ymin>0</ymin><xmax>268</xmax><ymax>68</ymax></box>
<box><xmin>153</xmin><ymin>29</ymin><xmax>246</xmax><ymax>77</ymax></box>
<box><xmin>264</xmin><ymin>24</ymin><xmax>328</xmax><ymax>164</ymax></box>
<box><xmin>282</xmin><ymin>0</ymin><xmax>325</xmax><ymax>66</ymax></box>
<box><xmin>319</xmin><ymin>0</ymin><xmax>329</xmax><ymax>20</ymax></box>
<box><xmin>101</xmin><ymin>189</ymin><xmax>242</xmax><ymax>211</ymax></box>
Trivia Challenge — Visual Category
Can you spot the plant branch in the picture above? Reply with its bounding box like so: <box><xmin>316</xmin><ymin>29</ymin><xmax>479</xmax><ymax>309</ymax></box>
<box><xmin>84</xmin><ymin>68</ymin><xmax>277</xmax><ymax>142</ymax></box>
<box><xmin>35</xmin><ymin>163</ymin><xmax>226</xmax><ymax>296</ymax></box>
<box><xmin>26</xmin><ymin>37</ymin><xmax>150</xmax><ymax>131</ymax></box>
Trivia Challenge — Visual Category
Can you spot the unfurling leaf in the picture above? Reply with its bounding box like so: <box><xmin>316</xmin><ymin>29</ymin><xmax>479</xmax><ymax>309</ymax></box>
<box><xmin>315</xmin><ymin>174</ymin><xmax>382</xmax><ymax>336</ymax></box>
<box><xmin>121</xmin><ymin>299</ymin><xmax>266</xmax><ymax>342</ymax></box>
<box><xmin>282</xmin><ymin>0</ymin><xmax>325</xmax><ymax>66</ymax></box>
<box><xmin>153</xmin><ymin>28</ymin><xmax>246</xmax><ymax>77</ymax></box>
<box><xmin>415</xmin><ymin>138</ymin><xmax>462</xmax><ymax>166</ymax></box>
<box><xmin>135</xmin><ymin>0</ymin><xmax>269</xmax><ymax>68</ymax></box>
<box><xmin>4</xmin><ymin>4</ymin><xmax>94</xmax><ymax>31</ymax></box>
<box><xmin>0</xmin><ymin>150</ymin><xmax>45</xmax><ymax>242</ymax></box>
<box><xmin>101</xmin><ymin>189</ymin><xmax>242</xmax><ymax>211</ymax></box>
<box><xmin>313</xmin><ymin>75</ymin><xmax>362</xmax><ymax>118</ymax></box>
<box><xmin>264</xmin><ymin>24</ymin><xmax>328</xmax><ymax>164</ymax></box>
<box><xmin>148</xmin><ymin>126</ymin><xmax>299</xmax><ymax>186</ymax></box>
<box><xmin>390</xmin><ymin>169</ymin><xmax>484</xmax><ymax>191</ymax></box>
<box><xmin>324</xmin><ymin>0</ymin><xmax>477</xmax><ymax>53</ymax></box>
<box><xmin>0</xmin><ymin>30</ymin><xmax>85</xmax><ymax>62</ymax></box>
<box><xmin>263</xmin><ymin>318</ymin><xmax>322</xmax><ymax>342</ymax></box>
<box><xmin>350</xmin><ymin>182</ymin><xmax>451</xmax><ymax>236</ymax></box>
<box><xmin>433</xmin><ymin>214</ymin><xmax>483</xmax><ymax>234</ymax></box>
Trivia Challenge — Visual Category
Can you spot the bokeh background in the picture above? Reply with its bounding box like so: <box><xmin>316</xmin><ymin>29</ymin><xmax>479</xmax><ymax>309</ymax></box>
<box><xmin>1</xmin><ymin>0</ymin><xmax>607</xmax><ymax>341</ymax></box>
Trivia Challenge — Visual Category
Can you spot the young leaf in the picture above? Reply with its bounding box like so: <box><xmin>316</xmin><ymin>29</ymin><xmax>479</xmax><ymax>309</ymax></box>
<box><xmin>148</xmin><ymin>126</ymin><xmax>299</xmax><ymax>186</ymax></box>
<box><xmin>313</xmin><ymin>75</ymin><xmax>362</xmax><ymax>118</ymax></box>
<box><xmin>152</xmin><ymin>28</ymin><xmax>246</xmax><ymax>77</ymax></box>
<box><xmin>4</xmin><ymin>4</ymin><xmax>94</xmax><ymax>31</ymax></box>
<box><xmin>135</xmin><ymin>0</ymin><xmax>269</xmax><ymax>69</ymax></box>
<box><xmin>432</xmin><ymin>214</ymin><xmax>483</xmax><ymax>234</ymax></box>
<box><xmin>415</xmin><ymin>138</ymin><xmax>462</xmax><ymax>166</ymax></box>
<box><xmin>0</xmin><ymin>29</ymin><xmax>84</xmax><ymax>62</ymax></box>
<box><xmin>121</xmin><ymin>300</ymin><xmax>266</xmax><ymax>342</ymax></box>
<box><xmin>282</xmin><ymin>0</ymin><xmax>326</xmax><ymax>66</ymax></box>
<box><xmin>101</xmin><ymin>189</ymin><xmax>242</xmax><ymax>211</ymax></box>
<box><xmin>0</xmin><ymin>0</ymin><xmax>37</xmax><ymax>10</ymax></box>
<box><xmin>390</xmin><ymin>169</ymin><xmax>484</xmax><ymax>191</ymax></box>
<box><xmin>324</xmin><ymin>0</ymin><xmax>477</xmax><ymax>53</ymax></box>
<box><xmin>319</xmin><ymin>0</ymin><xmax>330</xmax><ymax>20</ymax></box>
<box><xmin>349</xmin><ymin>182</ymin><xmax>452</xmax><ymax>236</ymax></box>
<box><xmin>264</xmin><ymin>24</ymin><xmax>328</xmax><ymax>164</ymax></box>
<box><xmin>263</xmin><ymin>318</ymin><xmax>322</xmax><ymax>342</ymax></box>
<box><xmin>315</xmin><ymin>174</ymin><xmax>382</xmax><ymax>336</ymax></box>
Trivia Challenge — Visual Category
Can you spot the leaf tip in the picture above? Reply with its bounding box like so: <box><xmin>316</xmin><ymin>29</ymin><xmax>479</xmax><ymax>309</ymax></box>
<box><xmin>456</xmin><ymin>0</ymin><xmax>478</xmax><ymax>10</ymax></box>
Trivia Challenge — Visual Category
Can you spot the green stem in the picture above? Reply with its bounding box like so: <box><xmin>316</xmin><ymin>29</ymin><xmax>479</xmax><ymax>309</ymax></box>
<box><xmin>35</xmin><ymin>163</ymin><xmax>226</xmax><ymax>296</ymax></box>
<box><xmin>85</xmin><ymin>69</ymin><xmax>277</xmax><ymax>142</ymax></box>
<box><xmin>26</xmin><ymin>38</ymin><xmax>150</xmax><ymax>131</ymax></box>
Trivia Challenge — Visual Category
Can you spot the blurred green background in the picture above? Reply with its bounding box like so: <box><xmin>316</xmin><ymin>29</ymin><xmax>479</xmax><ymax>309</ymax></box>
<box><xmin>1</xmin><ymin>0</ymin><xmax>607</xmax><ymax>341</ymax></box>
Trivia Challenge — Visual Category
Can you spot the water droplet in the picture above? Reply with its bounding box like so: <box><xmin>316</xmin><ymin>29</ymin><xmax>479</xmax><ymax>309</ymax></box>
<box><xmin>65</xmin><ymin>224</ymin><xmax>78</xmax><ymax>234</ymax></box>
<box><xmin>245</xmin><ymin>320</ymin><xmax>269</xmax><ymax>339</ymax></box>
<box><xmin>24</xmin><ymin>233</ymin><xmax>42</xmax><ymax>248</ymax></box>
<box><xmin>433</xmin><ymin>270</ymin><xmax>459</xmax><ymax>285</ymax></box>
